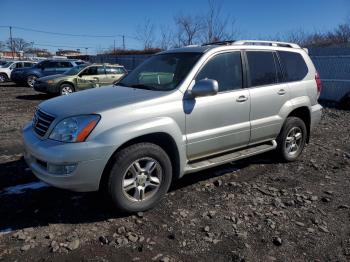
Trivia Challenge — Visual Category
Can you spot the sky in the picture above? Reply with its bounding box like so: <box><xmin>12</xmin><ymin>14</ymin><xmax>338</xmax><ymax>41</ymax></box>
<box><xmin>0</xmin><ymin>0</ymin><xmax>349</xmax><ymax>54</ymax></box>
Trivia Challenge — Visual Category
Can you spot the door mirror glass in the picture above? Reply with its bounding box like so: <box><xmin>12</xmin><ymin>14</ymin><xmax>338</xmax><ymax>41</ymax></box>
<box><xmin>189</xmin><ymin>79</ymin><xmax>218</xmax><ymax>98</ymax></box>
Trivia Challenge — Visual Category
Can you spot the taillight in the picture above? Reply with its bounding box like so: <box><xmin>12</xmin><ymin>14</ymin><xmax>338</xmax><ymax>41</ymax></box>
<box><xmin>315</xmin><ymin>71</ymin><xmax>322</xmax><ymax>93</ymax></box>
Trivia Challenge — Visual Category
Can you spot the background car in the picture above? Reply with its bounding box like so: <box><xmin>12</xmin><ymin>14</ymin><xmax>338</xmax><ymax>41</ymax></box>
<box><xmin>10</xmin><ymin>59</ymin><xmax>87</xmax><ymax>87</ymax></box>
<box><xmin>34</xmin><ymin>64</ymin><xmax>127</xmax><ymax>95</ymax></box>
<box><xmin>0</xmin><ymin>60</ymin><xmax>37</xmax><ymax>83</ymax></box>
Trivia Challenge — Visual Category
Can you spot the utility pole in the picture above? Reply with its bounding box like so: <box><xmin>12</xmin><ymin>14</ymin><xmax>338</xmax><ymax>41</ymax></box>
<box><xmin>85</xmin><ymin>47</ymin><xmax>88</xmax><ymax>55</ymax></box>
<box><xmin>113</xmin><ymin>39</ymin><xmax>116</xmax><ymax>54</ymax></box>
<box><xmin>122</xmin><ymin>35</ymin><xmax>125</xmax><ymax>50</ymax></box>
<box><xmin>9</xmin><ymin>26</ymin><xmax>14</xmax><ymax>59</ymax></box>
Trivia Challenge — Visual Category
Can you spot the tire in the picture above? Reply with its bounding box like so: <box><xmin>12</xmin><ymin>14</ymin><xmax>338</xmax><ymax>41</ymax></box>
<box><xmin>107</xmin><ymin>143</ymin><xmax>172</xmax><ymax>213</ymax></box>
<box><xmin>276</xmin><ymin>117</ymin><xmax>307</xmax><ymax>162</ymax></box>
<box><xmin>26</xmin><ymin>75</ymin><xmax>37</xmax><ymax>88</ymax></box>
<box><xmin>0</xmin><ymin>73</ymin><xmax>8</xmax><ymax>83</ymax></box>
<box><xmin>60</xmin><ymin>84</ymin><xmax>75</xmax><ymax>96</ymax></box>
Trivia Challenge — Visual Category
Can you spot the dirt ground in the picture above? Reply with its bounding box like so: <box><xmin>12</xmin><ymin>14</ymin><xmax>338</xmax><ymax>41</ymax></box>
<box><xmin>0</xmin><ymin>83</ymin><xmax>349</xmax><ymax>262</ymax></box>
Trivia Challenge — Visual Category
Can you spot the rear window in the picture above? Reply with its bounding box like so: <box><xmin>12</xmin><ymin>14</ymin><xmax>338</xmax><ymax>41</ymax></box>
<box><xmin>246</xmin><ymin>51</ymin><xmax>278</xmax><ymax>87</ymax></box>
<box><xmin>278</xmin><ymin>51</ymin><xmax>308</xmax><ymax>82</ymax></box>
<box><xmin>106</xmin><ymin>67</ymin><xmax>126</xmax><ymax>74</ymax></box>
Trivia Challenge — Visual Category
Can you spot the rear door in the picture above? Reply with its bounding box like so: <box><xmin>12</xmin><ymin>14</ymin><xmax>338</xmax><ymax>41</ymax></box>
<box><xmin>245</xmin><ymin>50</ymin><xmax>290</xmax><ymax>144</ymax></box>
<box><xmin>185</xmin><ymin>51</ymin><xmax>251</xmax><ymax>160</ymax></box>
<box><xmin>56</xmin><ymin>61</ymin><xmax>74</xmax><ymax>74</ymax></box>
<box><xmin>105</xmin><ymin>66</ymin><xmax>125</xmax><ymax>85</ymax></box>
<box><xmin>41</xmin><ymin>61</ymin><xmax>58</xmax><ymax>76</ymax></box>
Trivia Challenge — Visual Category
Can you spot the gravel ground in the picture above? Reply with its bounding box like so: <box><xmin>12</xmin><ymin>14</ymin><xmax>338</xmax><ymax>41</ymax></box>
<box><xmin>0</xmin><ymin>83</ymin><xmax>349</xmax><ymax>262</ymax></box>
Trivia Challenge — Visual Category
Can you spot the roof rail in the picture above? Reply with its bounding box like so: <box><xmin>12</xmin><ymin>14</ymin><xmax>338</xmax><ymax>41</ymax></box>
<box><xmin>233</xmin><ymin>40</ymin><xmax>301</xmax><ymax>49</ymax></box>
<box><xmin>202</xmin><ymin>40</ymin><xmax>236</xmax><ymax>46</ymax></box>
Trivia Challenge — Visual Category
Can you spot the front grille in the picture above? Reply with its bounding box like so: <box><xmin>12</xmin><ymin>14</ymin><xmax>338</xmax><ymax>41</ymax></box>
<box><xmin>32</xmin><ymin>109</ymin><xmax>55</xmax><ymax>137</ymax></box>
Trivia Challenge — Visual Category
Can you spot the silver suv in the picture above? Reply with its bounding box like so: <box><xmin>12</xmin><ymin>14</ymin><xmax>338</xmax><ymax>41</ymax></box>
<box><xmin>23</xmin><ymin>40</ymin><xmax>322</xmax><ymax>212</ymax></box>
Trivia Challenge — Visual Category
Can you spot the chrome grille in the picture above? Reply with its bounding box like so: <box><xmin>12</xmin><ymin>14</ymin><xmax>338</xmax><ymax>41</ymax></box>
<box><xmin>32</xmin><ymin>109</ymin><xmax>55</xmax><ymax>137</ymax></box>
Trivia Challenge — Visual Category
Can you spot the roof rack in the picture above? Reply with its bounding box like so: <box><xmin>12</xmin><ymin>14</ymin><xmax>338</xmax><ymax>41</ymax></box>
<box><xmin>202</xmin><ymin>40</ymin><xmax>301</xmax><ymax>49</ymax></box>
<box><xmin>202</xmin><ymin>40</ymin><xmax>236</xmax><ymax>46</ymax></box>
<box><xmin>233</xmin><ymin>40</ymin><xmax>301</xmax><ymax>49</ymax></box>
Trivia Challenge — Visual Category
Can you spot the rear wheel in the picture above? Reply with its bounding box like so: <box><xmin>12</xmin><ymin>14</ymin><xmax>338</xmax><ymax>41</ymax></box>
<box><xmin>107</xmin><ymin>143</ymin><xmax>172</xmax><ymax>213</ymax></box>
<box><xmin>60</xmin><ymin>84</ymin><xmax>75</xmax><ymax>95</ymax></box>
<box><xmin>26</xmin><ymin>75</ymin><xmax>37</xmax><ymax>88</ymax></box>
<box><xmin>276</xmin><ymin>117</ymin><xmax>307</xmax><ymax>162</ymax></box>
<box><xmin>0</xmin><ymin>73</ymin><xmax>8</xmax><ymax>83</ymax></box>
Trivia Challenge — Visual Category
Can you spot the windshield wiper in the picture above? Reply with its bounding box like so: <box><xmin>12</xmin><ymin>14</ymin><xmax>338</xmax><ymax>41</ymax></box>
<box><xmin>129</xmin><ymin>84</ymin><xmax>158</xmax><ymax>90</ymax></box>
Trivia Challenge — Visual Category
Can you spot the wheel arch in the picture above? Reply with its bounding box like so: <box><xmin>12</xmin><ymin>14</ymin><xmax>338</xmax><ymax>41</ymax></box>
<box><xmin>285</xmin><ymin>106</ymin><xmax>311</xmax><ymax>143</ymax></box>
<box><xmin>99</xmin><ymin>132</ymin><xmax>182</xmax><ymax>191</ymax></box>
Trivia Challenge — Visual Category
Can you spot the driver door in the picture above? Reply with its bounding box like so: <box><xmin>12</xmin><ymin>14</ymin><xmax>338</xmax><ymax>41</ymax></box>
<box><xmin>77</xmin><ymin>66</ymin><xmax>102</xmax><ymax>90</ymax></box>
<box><xmin>185</xmin><ymin>51</ymin><xmax>251</xmax><ymax>160</ymax></box>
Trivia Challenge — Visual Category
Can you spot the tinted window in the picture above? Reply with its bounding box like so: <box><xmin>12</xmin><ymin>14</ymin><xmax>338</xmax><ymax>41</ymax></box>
<box><xmin>75</xmin><ymin>61</ymin><xmax>85</xmax><ymax>65</ymax></box>
<box><xmin>58</xmin><ymin>61</ymin><xmax>73</xmax><ymax>68</ymax></box>
<box><xmin>278</xmin><ymin>51</ymin><xmax>308</xmax><ymax>82</ymax></box>
<box><xmin>196</xmin><ymin>52</ymin><xmax>242</xmax><ymax>92</ymax></box>
<box><xmin>97</xmin><ymin>67</ymin><xmax>105</xmax><ymax>74</ymax></box>
<box><xmin>247</xmin><ymin>51</ymin><xmax>278</xmax><ymax>87</ymax></box>
<box><xmin>46</xmin><ymin>61</ymin><xmax>60</xmax><ymax>68</ymax></box>
<box><xmin>15</xmin><ymin>62</ymin><xmax>23</xmax><ymax>68</ymax></box>
<box><xmin>81</xmin><ymin>66</ymin><xmax>104</xmax><ymax>75</ymax></box>
<box><xmin>24</xmin><ymin>62</ymin><xmax>34</xmax><ymax>67</ymax></box>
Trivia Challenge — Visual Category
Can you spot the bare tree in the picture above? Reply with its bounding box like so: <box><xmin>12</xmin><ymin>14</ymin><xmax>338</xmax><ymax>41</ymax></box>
<box><xmin>201</xmin><ymin>0</ymin><xmax>237</xmax><ymax>43</ymax></box>
<box><xmin>135</xmin><ymin>18</ymin><xmax>156</xmax><ymax>49</ymax></box>
<box><xmin>0</xmin><ymin>41</ymin><xmax>6</xmax><ymax>51</ymax></box>
<box><xmin>6</xmin><ymin>38</ymin><xmax>31</xmax><ymax>52</ymax></box>
<box><xmin>158</xmin><ymin>25</ymin><xmax>173</xmax><ymax>50</ymax></box>
<box><xmin>283</xmin><ymin>29</ymin><xmax>310</xmax><ymax>46</ymax></box>
<box><xmin>174</xmin><ymin>14</ymin><xmax>203</xmax><ymax>46</ymax></box>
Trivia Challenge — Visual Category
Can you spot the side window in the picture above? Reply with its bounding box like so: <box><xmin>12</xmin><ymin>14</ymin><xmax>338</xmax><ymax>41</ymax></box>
<box><xmin>196</xmin><ymin>52</ymin><xmax>243</xmax><ymax>92</ymax></box>
<box><xmin>58</xmin><ymin>61</ymin><xmax>73</xmax><ymax>68</ymax></box>
<box><xmin>82</xmin><ymin>66</ymin><xmax>98</xmax><ymax>75</ymax></box>
<box><xmin>24</xmin><ymin>62</ymin><xmax>34</xmax><ymax>67</ymax></box>
<box><xmin>16</xmin><ymin>62</ymin><xmax>23</xmax><ymax>68</ymax></box>
<box><xmin>97</xmin><ymin>67</ymin><xmax>105</xmax><ymax>74</ymax></box>
<box><xmin>246</xmin><ymin>51</ymin><xmax>278</xmax><ymax>87</ymax></box>
<box><xmin>278</xmin><ymin>51</ymin><xmax>308</xmax><ymax>82</ymax></box>
<box><xmin>106</xmin><ymin>67</ymin><xmax>124</xmax><ymax>74</ymax></box>
<box><xmin>47</xmin><ymin>61</ymin><xmax>60</xmax><ymax>68</ymax></box>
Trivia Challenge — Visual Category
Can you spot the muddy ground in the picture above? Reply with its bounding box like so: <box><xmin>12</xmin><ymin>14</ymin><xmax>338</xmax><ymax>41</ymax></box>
<box><xmin>0</xmin><ymin>83</ymin><xmax>349</xmax><ymax>262</ymax></box>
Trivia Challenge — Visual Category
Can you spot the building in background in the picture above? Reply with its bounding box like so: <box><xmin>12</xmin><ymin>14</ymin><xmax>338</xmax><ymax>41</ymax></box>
<box><xmin>56</xmin><ymin>49</ymin><xmax>81</xmax><ymax>57</ymax></box>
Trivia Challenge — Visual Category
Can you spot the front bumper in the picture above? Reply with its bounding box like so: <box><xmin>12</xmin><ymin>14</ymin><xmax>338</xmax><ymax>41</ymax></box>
<box><xmin>34</xmin><ymin>81</ymin><xmax>57</xmax><ymax>94</ymax></box>
<box><xmin>22</xmin><ymin>123</ymin><xmax>113</xmax><ymax>192</ymax></box>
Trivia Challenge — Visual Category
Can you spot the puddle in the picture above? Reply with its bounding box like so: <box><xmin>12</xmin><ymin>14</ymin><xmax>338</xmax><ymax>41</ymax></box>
<box><xmin>0</xmin><ymin>181</ymin><xmax>50</xmax><ymax>195</ymax></box>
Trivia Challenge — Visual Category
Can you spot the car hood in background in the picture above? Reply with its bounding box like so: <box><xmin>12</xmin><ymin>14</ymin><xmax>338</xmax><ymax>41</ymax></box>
<box><xmin>38</xmin><ymin>85</ymin><xmax>169</xmax><ymax>118</ymax></box>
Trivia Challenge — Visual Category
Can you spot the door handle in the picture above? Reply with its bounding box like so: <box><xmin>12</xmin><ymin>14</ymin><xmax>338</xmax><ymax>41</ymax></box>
<box><xmin>236</xmin><ymin>95</ymin><xmax>248</xmax><ymax>102</ymax></box>
<box><xmin>277</xmin><ymin>89</ymin><xmax>286</xmax><ymax>95</ymax></box>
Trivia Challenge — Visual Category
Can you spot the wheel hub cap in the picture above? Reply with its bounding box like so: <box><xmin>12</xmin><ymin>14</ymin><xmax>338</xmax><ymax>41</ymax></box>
<box><xmin>285</xmin><ymin>127</ymin><xmax>302</xmax><ymax>156</ymax></box>
<box><xmin>122</xmin><ymin>157</ymin><xmax>162</xmax><ymax>202</ymax></box>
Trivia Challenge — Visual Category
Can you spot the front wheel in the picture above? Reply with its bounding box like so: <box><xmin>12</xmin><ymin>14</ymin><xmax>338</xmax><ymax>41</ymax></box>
<box><xmin>0</xmin><ymin>73</ymin><xmax>8</xmax><ymax>83</ymax></box>
<box><xmin>276</xmin><ymin>117</ymin><xmax>307</xmax><ymax>162</ymax></box>
<box><xmin>60</xmin><ymin>84</ymin><xmax>75</xmax><ymax>95</ymax></box>
<box><xmin>26</xmin><ymin>75</ymin><xmax>37</xmax><ymax>88</ymax></box>
<box><xmin>107</xmin><ymin>143</ymin><xmax>172</xmax><ymax>213</ymax></box>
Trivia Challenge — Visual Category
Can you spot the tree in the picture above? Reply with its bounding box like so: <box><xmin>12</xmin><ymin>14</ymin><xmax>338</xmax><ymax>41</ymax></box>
<box><xmin>135</xmin><ymin>18</ymin><xmax>156</xmax><ymax>49</ymax></box>
<box><xmin>174</xmin><ymin>13</ymin><xmax>203</xmax><ymax>46</ymax></box>
<box><xmin>158</xmin><ymin>25</ymin><xmax>173</xmax><ymax>50</ymax></box>
<box><xmin>6</xmin><ymin>38</ymin><xmax>31</xmax><ymax>52</ymax></box>
<box><xmin>200</xmin><ymin>0</ymin><xmax>237</xmax><ymax>43</ymax></box>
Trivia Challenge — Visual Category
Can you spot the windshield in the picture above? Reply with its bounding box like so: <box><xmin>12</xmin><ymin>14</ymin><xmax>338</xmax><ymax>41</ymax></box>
<box><xmin>1</xmin><ymin>62</ymin><xmax>13</xmax><ymax>68</ymax></box>
<box><xmin>118</xmin><ymin>52</ymin><xmax>202</xmax><ymax>91</ymax></box>
<box><xmin>64</xmin><ymin>64</ymin><xmax>88</xmax><ymax>75</ymax></box>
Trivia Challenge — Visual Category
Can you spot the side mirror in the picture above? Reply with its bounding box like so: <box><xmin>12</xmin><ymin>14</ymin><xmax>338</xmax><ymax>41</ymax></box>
<box><xmin>188</xmin><ymin>79</ymin><xmax>218</xmax><ymax>98</ymax></box>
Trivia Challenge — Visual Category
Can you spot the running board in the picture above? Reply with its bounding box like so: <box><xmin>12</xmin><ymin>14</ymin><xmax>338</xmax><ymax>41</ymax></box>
<box><xmin>184</xmin><ymin>140</ymin><xmax>277</xmax><ymax>174</ymax></box>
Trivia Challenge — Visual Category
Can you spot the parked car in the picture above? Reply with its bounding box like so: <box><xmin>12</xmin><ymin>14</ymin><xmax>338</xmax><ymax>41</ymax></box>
<box><xmin>23</xmin><ymin>40</ymin><xmax>322</xmax><ymax>213</ymax></box>
<box><xmin>11</xmin><ymin>59</ymin><xmax>87</xmax><ymax>87</ymax></box>
<box><xmin>34</xmin><ymin>64</ymin><xmax>127</xmax><ymax>95</ymax></box>
<box><xmin>0</xmin><ymin>60</ymin><xmax>37</xmax><ymax>83</ymax></box>
<box><xmin>0</xmin><ymin>60</ymin><xmax>9</xmax><ymax>67</ymax></box>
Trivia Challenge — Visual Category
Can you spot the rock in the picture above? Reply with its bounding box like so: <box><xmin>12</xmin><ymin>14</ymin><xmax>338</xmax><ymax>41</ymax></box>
<box><xmin>160</xmin><ymin>257</ymin><xmax>170</xmax><ymax>262</ymax></box>
<box><xmin>137</xmin><ymin>212</ymin><xmax>144</xmax><ymax>218</ymax></box>
<box><xmin>324</xmin><ymin>190</ymin><xmax>334</xmax><ymax>195</ymax></box>
<box><xmin>67</xmin><ymin>239</ymin><xmax>80</xmax><ymax>251</ymax></box>
<box><xmin>152</xmin><ymin>254</ymin><xmax>163</xmax><ymax>261</ymax></box>
<box><xmin>20</xmin><ymin>244</ymin><xmax>31</xmax><ymax>251</ymax></box>
<box><xmin>307</xmin><ymin>228</ymin><xmax>315</xmax><ymax>233</ymax></box>
<box><xmin>338</xmin><ymin>204</ymin><xmax>350</xmax><ymax>209</ymax></box>
<box><xmin>128</xmin><ymin>233</ymin><xmax>138</xmax><ymax>243</ymax></box>
<box><xmin>295</xmin><ymin>221</ymin><xmax>305</xmax><ymax>227</ymax></box>
<box><xmin>99</xmin><ymin>236</ymin><xmax>109</xmax><ymax>245</ymax></box>
<box><xmin>179</xmin><ymin>211</ymin><xmax>187</xmax><ymax>218</ymax></box>
<box><xmin>310</xmin><ymin>196</ymin><xmax>318</xmax><ymax>201</ymax></box>
<box><xmin>273</xmin><ymin>236</ymin><xmax>282</xmax><ymax>246</ymax></box>
<box><xmin>45</xmin><ymin>233</ymin><xmax>54</xmax><ymax>240</ymax></box>
<box><xmin>213</xmin><ymin>180</ymin><xmax>223</xmax><ymax>187</ymax></box>
<box><xmin>15</xmin><ymin>232</ymin><xmax>27</xmax><ymax>241</ymax></box>
<box><xmin>319</xmin><ymin>226</ymin><xmax>330</xmax><ymax>233</ymax></box>
<box><xmin>204</xmin><ymin>226</ymin><xmax>210</xmax><ymax>232</ymax></box>
<box><xmin>208</xmin><ymin>211</ymin><xmax>216</xmax><ymax>218</ymax></box>
<box><xmin>321</xmin><ymin>197</ymin><xmax>331</xmax><ymax>203</ymax></box>
<box><xmin>117</xmin><ymin>226</ymin><xmax>126</xmax><ymax>235</ymax></box>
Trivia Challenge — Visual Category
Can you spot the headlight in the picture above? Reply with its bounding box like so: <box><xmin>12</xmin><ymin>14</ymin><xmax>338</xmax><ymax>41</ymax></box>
<box><xmin>47</xmin><ymin>80</ymin><xmax>54</xmax><ymax>84</ymax></box>
<box><xmin>49</xmin><ymin>115</ymin><xmax>100</xmax><ymax>142</ymax></box>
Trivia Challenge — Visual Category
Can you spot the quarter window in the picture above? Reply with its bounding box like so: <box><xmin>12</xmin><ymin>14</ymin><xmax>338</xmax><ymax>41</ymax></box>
<box><xmin>278</xmin><ymin>51</ymin><xmax>308</xmax><ymax>82</ymax></box>
<box><xmin>196</xmin><ymin>52</ymin><xmax>243</xmax><ymax>92</ymax></box>
<box><xmin>246</xmin><ymin>51</ymin><xmax>278</xmax><ymax>87</ymax></box>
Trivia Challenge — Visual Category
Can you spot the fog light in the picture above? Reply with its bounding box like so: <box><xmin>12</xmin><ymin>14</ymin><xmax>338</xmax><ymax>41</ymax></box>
<box><xmin>47</xmin><ymin>163</ymin><xmax>77</xmax><ymax>175</ymax></box>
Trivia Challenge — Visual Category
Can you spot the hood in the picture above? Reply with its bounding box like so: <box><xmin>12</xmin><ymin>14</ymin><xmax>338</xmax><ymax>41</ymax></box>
<box><xmin>39</xmin><ymin>85</ymin><xmax>168</xmax><ymax>117</ymax></box>
<box><xmin>38</xmin><ymin>74</ymin><xmax>65</xmax><ymax>81</ymax></box>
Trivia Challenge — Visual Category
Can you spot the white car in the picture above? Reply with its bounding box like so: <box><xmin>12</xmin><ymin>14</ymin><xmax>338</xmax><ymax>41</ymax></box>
<box><xmin>0</xmin><ymin>61</ymin><xmax>37</xmax><ymax>83</ymax></box>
